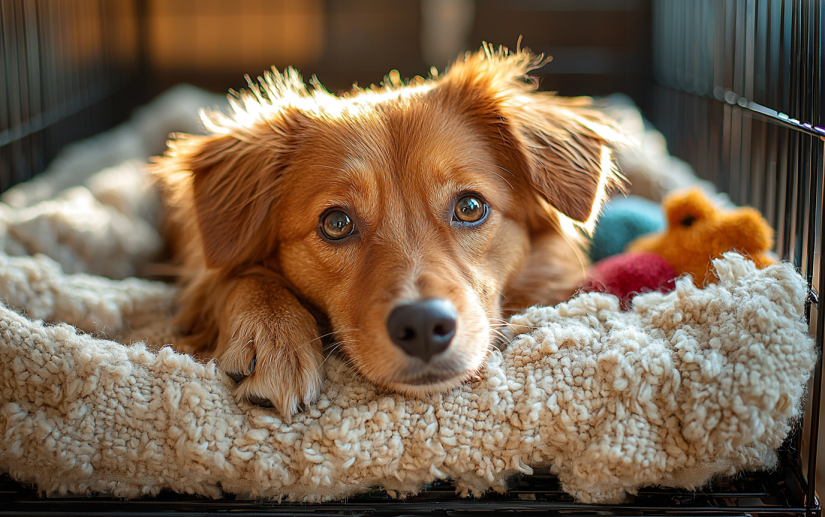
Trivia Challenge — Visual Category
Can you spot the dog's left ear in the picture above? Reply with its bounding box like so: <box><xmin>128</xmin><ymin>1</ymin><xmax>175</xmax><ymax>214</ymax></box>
<box><xmin>440</xmin><ymin>48</ymin><xmax>625</xmax><ymax>227</ymax></box>
<box><xmin>499</xmin><ymin>95</ymin><xmax>622</xmax><ymax>226</ymax></box>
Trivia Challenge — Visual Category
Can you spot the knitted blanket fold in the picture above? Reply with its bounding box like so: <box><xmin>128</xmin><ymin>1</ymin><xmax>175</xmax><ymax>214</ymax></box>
<box><xmin>0</xmin><ymin>248</ymin><xmax>815</xmax><ymax>504</ymax></box>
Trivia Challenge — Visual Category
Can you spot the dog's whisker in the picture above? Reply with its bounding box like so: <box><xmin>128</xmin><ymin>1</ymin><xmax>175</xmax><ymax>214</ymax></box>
<box><xmin>320</xmin><ymin>344</ymin><xmax>345</xmax><ymax>367</ymax></box>
<box><xmin>321</xmin><ymin>338</ymin><xmax>359</xmax><ymax>357</ymax></box>
<box><xmin>489</xmin><ymin>330</ymin><xmax>508</xmax><ymax>342</ymax></box>
<box><xmin>331</xmin><ymin>352</ymin><xmax>359</xmax><ymax>380</ymax></box>
<box><xmin>490</xmin><ymin>163</ymin><xmax>516</xmax><ymax>178</ymax></box>
<box><xmin>334</xmin><ymin>357</ymin><xmax>361</xmax><ymax>383</ymax></box>
<box><xmin>484</xmin><ymin>313</ymin><xmax>516</xmax><ymax>325</ymax></box>
<box><xmin>482</xmin><ymin>168</ymin><xmax>514</xmax><ymax>190</ymax></box>
<box><xmin>487</xmin><ymin>318</ymin><xmax>517</xmax><ymax>331</ymax></box>
<box><xmin>484</xmin><ymin>285</ymin><xmax>507</xmax><ymax>301</ymax></box>
<box><xmin>321</xmin><ymin>341</ymin><xmax>344</xmax><ymax>355</ymax></box>
<box><xmin>303</xmin><ymin>330</ymin><xmax>343</xmax><ymax>346</ymax></box>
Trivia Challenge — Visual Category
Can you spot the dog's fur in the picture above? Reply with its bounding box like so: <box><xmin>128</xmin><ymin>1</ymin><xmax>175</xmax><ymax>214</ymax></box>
<box><xmin>153</xmin><ymin>46</ymin><xmax>623</xmax><ymax>420</ymax></box>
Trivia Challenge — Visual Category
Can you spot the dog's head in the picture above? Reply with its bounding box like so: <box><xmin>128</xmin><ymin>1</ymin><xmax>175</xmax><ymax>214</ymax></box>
<box><xmin>159</xmin><ymin>47</ymin><xmax>622</xmax><ymax>395</ymax></box>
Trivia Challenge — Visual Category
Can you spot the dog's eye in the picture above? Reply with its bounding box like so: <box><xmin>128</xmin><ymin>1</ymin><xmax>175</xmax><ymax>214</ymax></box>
<box><xmin>321</xmin><ymin>210</ymin><xmax>355</xmax><ymax>240</ymax></box>
<box><xmin>454</xmin><ymin>195</ymin><xmax>487</xmax><ymax>224</ymax></box>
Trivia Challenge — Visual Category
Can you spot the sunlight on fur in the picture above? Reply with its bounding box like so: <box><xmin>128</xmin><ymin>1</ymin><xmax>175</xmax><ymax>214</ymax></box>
<box><xmin>557</xmin><ymin>146</ymin><xmax>623</xmax><ymax>237</ymax></box>
<box><xmin>153</xmin><ymin>43</ymin><xmax>627</xmax><ymax>420</ymax></box>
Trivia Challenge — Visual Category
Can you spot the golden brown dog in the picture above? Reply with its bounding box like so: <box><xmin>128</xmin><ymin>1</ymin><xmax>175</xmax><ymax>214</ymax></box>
<box><xmin>153</xmin><ymin>46</ymin><xmax>623</xmax><ymax>420</ymax></box>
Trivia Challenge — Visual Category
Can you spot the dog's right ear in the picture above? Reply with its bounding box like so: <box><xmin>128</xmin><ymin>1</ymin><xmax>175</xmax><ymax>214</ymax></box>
<box><xmin>437</xmin><ymin>47</ymin><xmax>626</xmax><ymax>231</ymax></box>
<box><xmin>153</xmin><ymin>111</ymin><xmax>304</xmax><ymax>268</ymax></box>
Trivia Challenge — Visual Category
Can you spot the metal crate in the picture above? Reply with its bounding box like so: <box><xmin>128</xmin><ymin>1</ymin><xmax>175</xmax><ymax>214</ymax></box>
<box><xmin>0</xmin><ymin>0</ymin><xmax>144</xmax><ymax>193</ymax></box>
<box><xmin>0</xmin><ymin>0</ymin><xmax>823</xmax><ymax>515</ymax></box>
<box><xmin>649</xmin><ymin>0</ymin><xmax>824</xmax><ymax>513</ymax></box>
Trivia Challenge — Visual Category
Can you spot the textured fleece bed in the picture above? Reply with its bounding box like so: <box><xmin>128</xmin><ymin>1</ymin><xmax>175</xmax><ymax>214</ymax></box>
<box><xmin>0</xmin><ymin>87</ymin><xmax>816</xmax><ymax>504</ymax></box>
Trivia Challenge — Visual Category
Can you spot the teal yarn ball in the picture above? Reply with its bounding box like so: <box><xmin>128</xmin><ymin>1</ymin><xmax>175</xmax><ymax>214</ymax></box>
<box><xmin>589</xmin><ymin>196</ymin><xmax>665</xmax><ymax>263</ymax></box>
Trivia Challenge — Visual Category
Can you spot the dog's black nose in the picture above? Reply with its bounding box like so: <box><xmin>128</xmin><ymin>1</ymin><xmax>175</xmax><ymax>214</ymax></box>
<box><xmin>387</xmin><ymin>298</ymin><xmax>457</xmax><ymax>362</ymax></box>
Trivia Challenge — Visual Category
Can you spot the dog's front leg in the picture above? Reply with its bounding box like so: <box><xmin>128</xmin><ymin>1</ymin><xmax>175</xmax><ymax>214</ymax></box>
<box><xmin>214</xmin><ymin>273</ymin><xmax>323</xmax><ymax>421</ymax></box>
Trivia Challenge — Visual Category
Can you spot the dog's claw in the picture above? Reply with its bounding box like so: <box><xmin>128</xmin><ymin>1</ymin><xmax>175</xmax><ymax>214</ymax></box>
<box><xmin>247</xmin><ymin>394</ymin><xmax>273</xmax><ymax>407</ymax></box>
<box><xmin>246</xmin><ymin>354</ymin><xmax>257</xmax><ymax>376</ymax></box>
<box><xmin>222</xmin><ymin>354</ymin><xmax>256</xmax><ymax>384</ymax></box>
<box><xmin>469</xmin><ymin>373</ymin><xmax>482</xmax><ymax>382</ymax></box>
<box><xmin>225</xmin><ymin>370</ymin><xmax>245</xmax><ymax>383</ymax></box>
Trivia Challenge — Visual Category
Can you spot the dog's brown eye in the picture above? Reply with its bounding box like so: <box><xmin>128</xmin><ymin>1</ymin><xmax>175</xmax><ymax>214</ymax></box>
<box><xmin>454</xmin><ymin>195</ymin><xmax>486</xmax><ymax>223</ymax></box>
<box><xmin>321</xmin><ymin>210</ymin><xmax>355</xmax><ymax>240</ymax></box>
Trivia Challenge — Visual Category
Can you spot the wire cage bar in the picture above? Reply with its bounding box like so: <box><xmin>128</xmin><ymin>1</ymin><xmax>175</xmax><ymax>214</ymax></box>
<box><xmin>651</xmin><ymin>0</ymin><xmax>824</xmax><ymax>514</ymax></box>
<box><xmin>0</xmin><ymin>0</ymin><xmax>144</xmax><ymax>194</ymax></box>
<box><xmin>0</xmin><ymin>0</ymin><xmax>823</xmax><ymax>515</ymax></box>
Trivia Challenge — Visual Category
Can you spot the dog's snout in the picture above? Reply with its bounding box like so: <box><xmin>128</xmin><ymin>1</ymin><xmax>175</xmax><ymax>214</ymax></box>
<box><xmin>387</xmin><ymin>298</ymin><xmax>457</xmax><ymax>361</ymax></box>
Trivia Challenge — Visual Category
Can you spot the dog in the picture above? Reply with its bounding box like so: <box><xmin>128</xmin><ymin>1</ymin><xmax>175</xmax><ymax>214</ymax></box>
<box><xmin>153</xmin><ymin>46</ymin><xmax>623</xmax><ymax>421</ymax></box>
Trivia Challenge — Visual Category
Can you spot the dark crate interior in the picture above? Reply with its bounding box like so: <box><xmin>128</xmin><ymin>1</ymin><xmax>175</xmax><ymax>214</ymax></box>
<box><xmin>0</xmin><ymin>0</ymin><xmax>822</xmax><ymax>515</ymax></box>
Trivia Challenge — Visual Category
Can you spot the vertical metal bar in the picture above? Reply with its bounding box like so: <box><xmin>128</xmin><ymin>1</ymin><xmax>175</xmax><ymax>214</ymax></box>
<box><xmin>787</xmin><ymin>1</ymin><xmax>801</xmax><ymax>268</ymax></box>
<box><xmin>754</xmin><ymin>0</ymin><xmax>768</xmax><ymax>104</ymax></box>
<box><xmin>765</xmin><ymin>124</ymin><xmax>778</xmax><ymax>229</ymax></box>
<box><xmin>773</xmin><ymin>1</ymin><xmax>787</xmax><ymax>257</ymax></box>
<box><xmin>23</xmin><ymin>0</ymin><xmax>42</xmax><ymax>177</ymax></box>
<box><xmin>740</xmin><ymin>0</ymin><xmax>755</xmax><ymax>203</ymax></box>
<box><xmin>40</xmin><ymin>0</ymin><xmax>57</xmax><ymax>163</ymax></box>
<box><xmin>714</xmin><ymin>0</ymin><xmax>727</xmax><ymax>103</ymax></box>
<box><xmin>135</xmin><ymin>0</ymin><xmax>150</xmax><ymax>97</ymax></box>
<box><xmin>698</xmin><ymin>0</ymin><xmax>713</xmax><ymax>178</ymax></box>
<box><xmin>799</xmin><ymin>1</ymin><xmax>812</xmax><ymax>287</ymax></box>
<box><xmin>783</xmin><ymin>0</ymin><xmax>796</xmax><ymax>265</ymax></box>
<box><xmin>3</xmin><ymin>0</ymin><xmax>20</xmax><ymax>189</ymax></box>
<box><xmin>777</xmin><ymin>0</ymin><xmax>789</xmax><ymax>115</ymax></box>
<box><xmin>0</xmin><ymin>0</ymin><xmax>9</xmax><ymax>191</ymax></box>
<box><xmin>674</xmin><ymin>0</ymin><xmax>684</xmax><ymax>91</ymax></box>
<box><xmin>763</xmin><ymin>0</ymin><xmax>779</xmax><ymax>230</ymax></box>
<box><xmin>0</xmin><ymin>0</ymin><xmax>7</xmax><ymax>136</ymax></box>
<box><xmin>807</xmin><ymin>137</ymin><xmax>825</xmax><ymax>516</ymax></box>
<box><xmin>777</xmin><ymin>126</ymin><xmax>790</xmax><ymax>259</ymax></box>
<box><xmin>750</xmin><ymin>2</ymin><xmax>766</xmax><ymax>214</ymax></box>
<box><xmin>721</xmin><ymin>1</ymin><xmax>735</xmax><ymax>194</ymax></box>
<box><xmin>751</xmin><ymin>118</ymin><xmax>765</xmax><ymax>213</ymax></box>
<box><xmin>14</xmin><ymin>0</ymin><xmax>31</xmax><ymax>186</ymax></box>
<box><xmin>52</xmin><ymin>0</ymin><xmax>68</xmax><ymax>157</ymax></box>
<box><xmin>805</xmin><ymin>1</ymin><xmax>823</xmax><ymax>514</ymax></box>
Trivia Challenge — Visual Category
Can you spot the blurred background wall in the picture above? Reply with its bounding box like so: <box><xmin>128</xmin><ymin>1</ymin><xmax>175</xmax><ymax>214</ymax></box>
<box><xmin>0</xmin><ymin>0</ymin><xmax>652</xmax><ymax>192</ymax></box>
<box><xmin>143</xmin><ymin>0</ymin><xmax>651</xmax><ymax>99</ymax></box>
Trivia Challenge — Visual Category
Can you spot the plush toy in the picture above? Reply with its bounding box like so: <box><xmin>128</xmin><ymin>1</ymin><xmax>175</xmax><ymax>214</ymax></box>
<box><xmin>582</xmin><ymin>188</ymin><xmax>776</xmax><ymax>310</ymax></box>
<box><xmin>627</xmin><ymin>188</ymin><xmax>776</xmax><ymax>287</ymax></box>
<box><xmin>588</xmin><ymin>195</ymin><xmax>665</xmax><ymax>262</ymax></box>
<box><xmin>580</xmin><ymin>251</ymin><xmax>676</xmax><ymax>310</ymax></box>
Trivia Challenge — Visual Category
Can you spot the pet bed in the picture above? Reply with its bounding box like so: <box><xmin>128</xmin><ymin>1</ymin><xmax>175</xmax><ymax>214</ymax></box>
<box><xmin>0</xmin><ymin>250</ymin><xmax>815</xmax><ymax>503</ymax></box>
<box><xmin>0</xmin><ymin>89</ymin><xmax>816</xmax><ymax>504</ymax></box>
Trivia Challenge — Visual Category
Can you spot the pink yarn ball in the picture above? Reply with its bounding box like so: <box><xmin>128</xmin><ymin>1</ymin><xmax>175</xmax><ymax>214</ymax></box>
<box><xmin>581</xmin><ymin>252</ymin><xmax>677</xmax><ymax>311</ymax></box>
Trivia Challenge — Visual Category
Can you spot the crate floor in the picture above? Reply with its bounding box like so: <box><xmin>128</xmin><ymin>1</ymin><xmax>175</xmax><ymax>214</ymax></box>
<box><xmin>1</xmin><ymin>451</ymin><xmax>819</xmax><ymax>516</ymax></box>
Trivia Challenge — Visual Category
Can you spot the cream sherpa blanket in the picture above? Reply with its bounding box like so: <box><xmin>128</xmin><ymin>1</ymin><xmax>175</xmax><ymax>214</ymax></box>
<box><xmin>0</xmin><ymin>89</ymin><xmax>816</xmax><ymax>504</ymax></box>
<box><xmin>0</xmin><ymin>247</ymin><xmax>815</xmax><ymax>504</ymax></box>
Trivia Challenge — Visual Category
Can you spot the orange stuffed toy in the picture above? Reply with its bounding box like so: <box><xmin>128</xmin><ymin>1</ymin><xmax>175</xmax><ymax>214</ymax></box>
<box><xmin>626</xmin><ymin>188</ymin><xmax>776</xmax><ymax>287</ymax></box>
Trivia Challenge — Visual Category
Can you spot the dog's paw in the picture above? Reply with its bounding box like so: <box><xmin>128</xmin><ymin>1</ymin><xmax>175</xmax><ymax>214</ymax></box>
<box><xmin>218</xmin><ymin>316</ymin><xmax>324</xmax><ymax>422</ymax></box>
